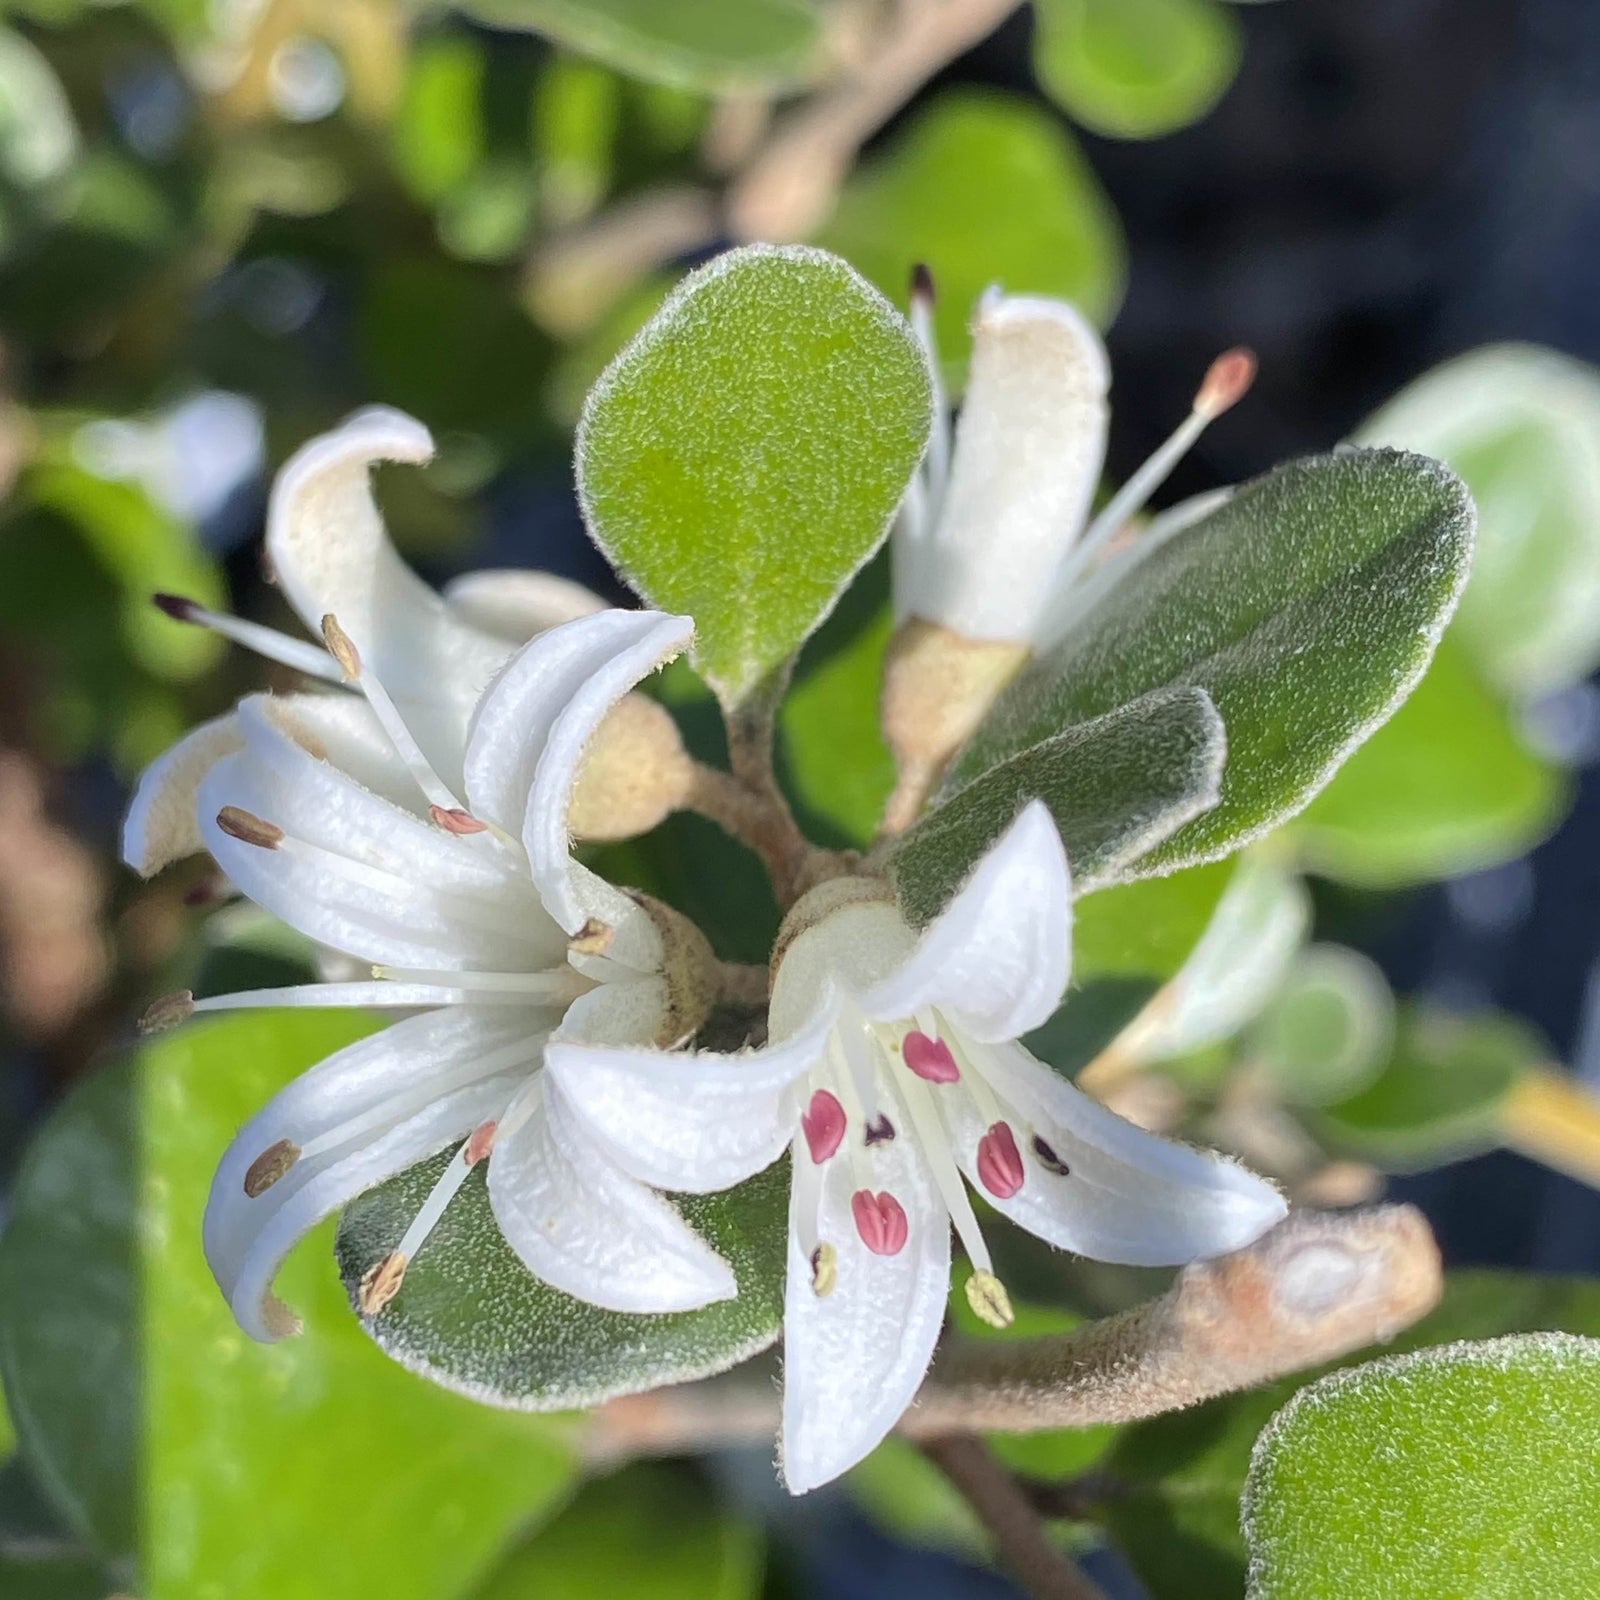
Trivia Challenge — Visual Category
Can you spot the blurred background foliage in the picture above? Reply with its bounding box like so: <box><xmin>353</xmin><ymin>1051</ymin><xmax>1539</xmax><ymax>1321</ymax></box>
<box><xmin>3</xmin><ymin>1</ymin><xmax>1600</xmax><ymax>1598</ymax></box>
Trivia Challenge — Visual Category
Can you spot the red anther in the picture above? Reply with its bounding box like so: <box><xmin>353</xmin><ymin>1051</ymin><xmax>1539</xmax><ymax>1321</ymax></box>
<box><xmin>430</xmin><ymin>805</ymin><xmax>489</xmax><ymax>836</ymax></box>
<box><xmin>851</xmin><ymin>1189</ymin><xmax>909</xmax><ymax>1256</ymax></box>
<box><xmin>977</xmin><ymin>1121</ymin><xmax>1025</xmax><ymax>1199</ymax></box>
<box><xmin>1195</xmin><ymin>346</ymin><xmax>1257</xmax><ymax>418</ymax></box>
<box><xmin>801</xmin><ymin>1089</ymin><xmax>846</xmax><ymax>1164</ymax></box>
<box><xmin>903</xmin><ymin>1030</ymin><xmax>960</xmax><ymax>1084</ymax></box>
<box><xmin>465</xmin><ymin>1119</ymin><xmax>498</xmax><ymax>1166</ymax></box>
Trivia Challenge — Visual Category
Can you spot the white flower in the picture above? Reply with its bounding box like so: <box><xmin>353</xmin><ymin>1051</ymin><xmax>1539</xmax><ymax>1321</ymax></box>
<box><xmin>121</xmin><ymin>407</ymin><xmax>734</xmax><ymax>1338</ymax></box>
<box><xmin>545</xmin><ymin>803</ymin><xmax>1287</xmax><ymax>1492</ymax></box>
<box><xmin>892</xmin><ymin>279</ymin><xmax>1255</xmax><ymax>652</ymax></box>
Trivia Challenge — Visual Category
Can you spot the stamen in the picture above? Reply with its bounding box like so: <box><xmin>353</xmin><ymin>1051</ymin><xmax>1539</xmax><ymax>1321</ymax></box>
<box><xmin>243</xmin><ymin>1138</ymin><xmax>300</xmax><ymax>1197</ymax></box>
<box><xmin>976</xmin><ymin>1121</ymin><xmax>1025</xmax><ymax>1199</ymax></box>
<box><xmin>800</xmin><ymin>1088</ymin><xmax>847</xmax><ymax>1164</ymax></box>
<box><xmin>864</xmin><ymin>1113</ymin><xmax>896</xmax><ymax>1146</ymax></box>
<box><xmin>139</xmin><ymin>989</ymin><xmax>194</xmax><ymax>1034</ymax></box>
<box><xmin>1031</xmin><ymin>1133</ymin><xmax>1071</xmax><ymax>1176</ymax></box>
<box><xmin>151</xmin><ymin>592</ymin><xmax>344</xmax><ymax>683</ymax></box>
<box><xmin>358</xmin><ymin>1250</ymin><xmax>408</xmax><ymax>1315</ymax></box>
<box><xmin>903</xmin><ymin>1030</ymin><xmax>960</xmax><ymax>1084</ymax></box>
<box><xmin>321</xmin><ymin>612</ymin><xmax>465</xmax><ymax>815</ymax></box>
<box><xmin>964</xmin><ymin>1269</ymin><xmax>1015</xmax><ymax>1330</ymax></box>
<box><xmin>1066</xmin><ymin>344</ymin><xmax>1261</xmax><ymax>580</ymax></box>
<box><xmin>381</xmin><ymin>1136</ymin><xmax>484</xmax><ymax>1282</ymax></box>
<box><xmin>216</xmin><ymin>805</ymin><xmax>284</xmax><ymax>849</ymax></box>
<box><xmin>570</xmin><ymin>919</ymin><xmax>613</xmax><ymax>956</ymax></box>
<box><xmin>895</xmin><ymin>1069</ymin><xmax>996</xmax><ymax>1274</ymax></box>
<box><xmin>430</xmin><ymin>805</ymin><xmax>488</xmax><ymax>836</ymax></box>
<box><xmin>907</xmin><ymin>262</ymin><xmax>949</xmax><ymax>497</ymax></box>
<box><xmin>851</xmin><ymin>1189</ymin><xmax>909</xmax><ymax>1256</ymax></box>
<box><xmin>810</xmin><ymin>1242</ymin><xmax>838</xmax><ymax>1297</ymax></box>
<box><xmin>372</xmin><ymin>965</ymin><xmax>589</xmax><ymax>1001</ymax></box>
<box><xmin>464</xmin><ymin>1118</ymin><xmax>498</xmax><ymax>1166</ymax></box>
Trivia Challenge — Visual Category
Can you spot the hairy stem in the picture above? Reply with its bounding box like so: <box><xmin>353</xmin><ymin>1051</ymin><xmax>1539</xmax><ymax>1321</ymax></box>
<box><xmin>920</xmin><ymin>1434</ymin><xmax>1109</xmax><ymax>1600</ymax></box>
<box><xmin>581</xmin><ymin>1205</ymin><xmax>1443</xmax><ymax>1461</ymax></box>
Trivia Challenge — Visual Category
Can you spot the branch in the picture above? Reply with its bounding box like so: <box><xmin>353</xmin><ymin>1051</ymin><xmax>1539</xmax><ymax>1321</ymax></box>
<box><xmin>582</xmin><ymin>1204</ymin><xmax>1444</xmax><ymax>1460</ymax></box>
<box><xmin>920</xmin><ymin>1434</ymin><xmax>1109</xmax><ymax>1600</ymax></box>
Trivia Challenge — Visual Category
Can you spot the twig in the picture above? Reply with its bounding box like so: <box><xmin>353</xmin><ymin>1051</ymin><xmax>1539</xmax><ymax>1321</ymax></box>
<box><xmin>920</xmin><ymin>1433</ymin><xmax>1109</xmax><ymax>1600</ymax></box>
<box><xmin>581</xmin><ymin>1205</ymin><xmax>1444</xmax><ymax>1459</ymax></box>
<box><xmin>685</xmin><ymin>759</ymin><xmax>812</xmax><ymax>908</ymax></box>
<box><xmin>715</xmin><ymin>960</ymin><xmax>770</xmax><ymax>1007</ymax></box>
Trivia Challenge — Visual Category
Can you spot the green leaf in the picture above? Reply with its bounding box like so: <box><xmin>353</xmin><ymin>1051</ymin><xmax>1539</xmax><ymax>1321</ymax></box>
<box><xmin>336</xmin><ymin>1155</ymin><xmax>789</xmax><ymax>1410</ymax></box>
<box><xmin>0</xmin><ymin>1014</ymin><xmax>577</xmax><ymax>1598</ymax></box>
<box><xmin>459</xmin><ymin>0</ymin><xmax>823</xmax><ymax>94</ymax></box>
<box><xmin>577</xmin><ymin>244</ymin><xmax>933</xmax><ymax>706</ymax></box>
<box><xmin>0</xmin><ymin>1458</ymin><xmax>112</xmax><ymax>1600</ymax></box>
<box><xmin>1358</xmin><ymin>344</ymin><xmax>1600</xmax><ymax>697</ymax></box>
<box><xmin>472</xmin><ymin>1464</ymin><xmax>762</xmax><ymax>1600</ymax></box>
<box><xmin>952</xmin><ymin>450</ymin><xmax>1475</xmax><ymax>874</ymax></box>
<box><xmin>1033</xmin><ymin>0</ymin><xmax>1243</xmax><ymax>140</ymax></box>
<box><xmin>1102</xmin><ymin>1271</ymin><xmax>1600</xmax><ymax>1600</ymax></box>
<box><xmin>1314</xmin><ymin>1004</ymin><xmax>1543</xmax><ymax>1172</ymax></box>
<box><xmin>820</xmin><ymin>91</ymin><xmax>1126</xmax><ymax>382</ymax></box>
<box><xmin>1243</xmin><ymin>1334</ymin><xmax>1600</xmax><ymax>1598</ymax></box>
<box><xmin>1250</xmin><ymin>943</ymin><xmax>1394</xmax><ymax>1108</ymax></box>
<box><xmin>1290</xmin><ymin>635</ymin><xmax>1566</xmax><ymax>887</ymax></box>
<box><xmin>890</xmin><ymin>685</ymin><xmax>1226</xmax><ymax>926</ymax></box>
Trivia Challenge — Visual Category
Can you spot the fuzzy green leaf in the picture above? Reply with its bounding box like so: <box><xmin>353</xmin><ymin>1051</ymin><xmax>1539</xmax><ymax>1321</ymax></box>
<box><xmin>889</xmin><ymin>685</ymin><xmax>1226</xmax><ymax>926</ymax></box>
<box><xmin>952</xmin><ymin>450</ymin><xmax>1475</xmax><ymax>873</ymax></box>
<box><xmin>577</xmin><ymin>244</ymin><xmax>933</xmax><ymax>705</ymax></box>
<box><xmin>458</xmin><ymin>0</ymin><xmax>823</xmax><ymax>94</ymax></box>
<box><xmin>0</xmin><ymin>1014</ymin><xmax>576</xmax><ymax>1599</ymax></box>
<box><xmin>336</xmin><ymin>1154</ymin><xmax>789</xmax><ymax>1410</ymax></box>
<box><xmin>1243</xmin><ymin>1334</ymin><xmax>1600</xmax><ymax>1599</ymax></box>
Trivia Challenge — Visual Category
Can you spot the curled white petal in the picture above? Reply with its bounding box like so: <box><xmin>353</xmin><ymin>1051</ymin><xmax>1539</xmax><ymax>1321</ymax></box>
<box><xmin>865</xmin><ymin>801</ymin><xmax>1072</xmax><ymax>1042</ymax></box>
<box><xmin>444</xmin><ymin>569</ymin><xmax>608</xmax><ymax>643</ymax></box>
<box><xmin>780</xmin><ymin>1125</ymin><xmax>951</xmax><ymax>1494</ymax></box>
<box><xmin>894</xmin><ymin>293</ymin><xmax>1108</xmax><ymax>644</ymax></box>
<box><xmin>487</xmin><ymin>1075</ymin><xmax>737</xmax><ymax>1313</ymax></box>
<box><xmin>122</xmin><ymin>712</ymin><xmax>243</xmax><ymax>876</ymax></box>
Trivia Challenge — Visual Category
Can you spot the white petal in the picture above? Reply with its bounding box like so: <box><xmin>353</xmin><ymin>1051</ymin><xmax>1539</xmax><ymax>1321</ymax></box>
<box><xmin>122</xmin><ymin>713</ymin><xmax>243</xmax><ymax>876</ymax></box>
<box><xmin>265</xmin><ymin>406</ymin><xmax>510</xmax><ymax>787</ymax></box>
<box><xmin>463</xmin><ymin>607</ymin><xmax>692</xmax><ymax>946</ymax></box>
<box><xmin>780</xmin><ymin>1126</ymin><xmax>951</xmax><ymax>1494</ymax></box>
<box><xmin>204</xmin><ymin>1007</ymin><xmax>542</xmax><ymax>1341</ymax></box>
<box><xmin>444</xmin><ymin>569</ymin><xmax>608</xmax><ymax>642</ymax></box>
<box><xmin>866</xmin><ymin>801</ymin><xmax>1071</xmax><ymax>1042</ymax></box>
<box><xmin>251</xmin><ymin>690</ymin><xmax>419</xmax><ymax>812</ymax></box>
<box><xmin>961</xmin><ymin>1040</ymin><xmax>1287</xmax><ymax>1265</ymax></box>
<box><xmin>487</xmin><ymin>1074</ymin><xmax>737</xmax><ymax>1313</ymax></box>
<box><xmin>557</xmin><ymin>975</ymin><xmax>671</xmax><ymax>1045</ymax></box>
<box><xmin>545</xmin><ymin>994</ymin><xmax>839</xmax><ymax>1193</ymax></box>
<box><xmin>895</xmin><ymin>293</ymin><xmax>1108</xmax><ymax>643</ymax></box>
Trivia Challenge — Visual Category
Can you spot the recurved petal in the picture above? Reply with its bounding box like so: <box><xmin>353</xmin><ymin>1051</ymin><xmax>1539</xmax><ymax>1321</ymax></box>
<box><xmin>204</xmin><ymin>1007</ymin><xmax>546</xmax><ymax>1341</ymax></box>
<box><xmin>895</xmin><ymin>292</ymin><xmax>1108</xmax><ymax>643</ymax></box>
<box><xmin>864</xmin><ymin>801</ymin><xmax>1071</xmax><ymax>1042</ymax></box>
<box><xmin>958</xmin><ymin>1039</ymin><xmax>1287</xmax><ymax>1266</ymax></box>
<box><xmin>545</xmin><ymin>993</ymin><xmax>839</xmax><ymax>1193</ymax></box>
<box><xmin>780</xmin><ymin>1125</ymin><xmax>951</xmax><ymax>1494</ymax></box>
<box><xmin>443</xmin><ymin>569</ymin><xmax>608</xmax><ymax>643</ymax></box>
<box><xmin>265</xmin><ymin>406</ymin><xmax>510</xmax><ymax>786</ymax></box>
<box><xmin>463</xmin><ymin>607</ymin><xmax>692</xmax><ymax>954</ymax></box>
<box><xmin>122</xmin><ymin>712</ymin><xmax>243</xmax><ymax>876</ymax></box>
<box><xmin>488</xmin><ymin>1074</ymin><xmax>737</xmax><ymax>1313</ymax></box>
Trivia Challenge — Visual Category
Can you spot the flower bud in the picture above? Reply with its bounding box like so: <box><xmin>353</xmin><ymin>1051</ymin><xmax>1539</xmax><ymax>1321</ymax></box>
<box><xmin>879</xmin><ymin>618</ymin><xmax>1028</xmax><ymax>833</ymax></box>
<box><xmin>567</xmin><ymin>693</ymin><xmax>694</xmax><ymax>842</ymax></box>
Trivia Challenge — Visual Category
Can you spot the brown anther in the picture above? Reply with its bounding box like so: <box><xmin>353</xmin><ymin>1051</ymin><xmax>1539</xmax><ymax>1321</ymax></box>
<box><xmin>910</xmin><ymin>261</ymin><xmax>935</xmax><ymax>306</ymax></box>
<box><xmin>570</xmin><ymin>918</ymin><xmax>613</xmax><ymax>956</ymax></box>
<box><xmin>864</xmin><ymin>1113</ymin><xmax>896</xmax><ymax>1146</ymax></box>
<box><xmin>465</xmin><ymin>1119</ymin><xmax>498</xmax><ymax>1166</ymax></box>
<box><xmin>964</xmin><ymin>1269</ymin><xmax>1015</xmax><ymax>1331</ymax></box>
<box><xmin>1030</xmin><ymin>1133</ymin><xmax>1071</xmax><ymax>1176</ymax></box>
<box><xmin>430</xmin><ymin>805</ymin><xmax>488</xmax><ymax>836</ymax></box>
<box><xmin>152</xmin><ymin>591</ymin><xmax>201</xmax><ymax>623</ymax></box>
<box><xmin>139</xmin><ymin>989</ymin><xmax>195</xmax><ymax>1034</ymax></box>
<box><xmin>320</xmin><ymin>613</ymin><xmax>361</xmax><ymax>678</ymax></box>
<box><xmin>243</xmin><ymin>1138</ymin><xmax>300</xmax><ymax>1198</ymax></box>
<box><xmin>1195</xmin><ymin>346</ymin><xmax>1258</xmax><ymax>419</ymax></box>
<box><xmin>357</xmin><ymin>1250</ymin><xmax>408</xmax><ymax>1315</ymax></box>
<box><xmin>810</xmin><ymin>1242</ymin><xmax>838</xmax><ymax>1298</ymax></box>
<box><xmin>215</xmin><ymin>806</ymin><xmax>284</xmax><ymax>850</ymax></box>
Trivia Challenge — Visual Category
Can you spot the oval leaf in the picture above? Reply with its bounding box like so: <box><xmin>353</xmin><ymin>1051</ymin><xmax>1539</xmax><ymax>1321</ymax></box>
<box><xmin>1243</xmin><ymin>1334</ymin><xmax>1600</xmax><ymax>1599</ymax></box>
<box><xmin>336</xmin><ymin>1152</ymin><xmax>789</xmax><ymax>1410</ymax></box>
<box><xmin>952</xmin><ymin>449</ymin><xmax>1475</xmax><ymax>873</ymax></box>
<box><xmin>577</xmin><ymin>243</ymin><xmax>933</xmax><ymax>706</ymax></box>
